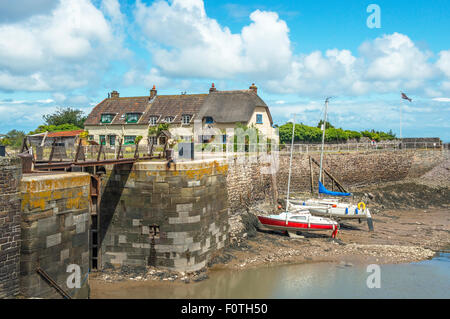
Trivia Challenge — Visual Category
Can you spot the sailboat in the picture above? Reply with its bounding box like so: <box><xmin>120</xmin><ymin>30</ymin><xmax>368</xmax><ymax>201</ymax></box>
<box><xmin>287</xmin><ymin>97</ymin><xmax>374</xmax><ymax>231</ymax></box>
<box><xmin>257</xmin><ymin>114</ymin><xmax>340</xmax><ymax>238</ymax></box>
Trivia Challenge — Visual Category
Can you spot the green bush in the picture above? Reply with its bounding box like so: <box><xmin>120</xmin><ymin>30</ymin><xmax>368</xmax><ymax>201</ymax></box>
<box><xmin>345</xmin><ymin>130</ymin><xmax>362</xmax><ymax>140</ymax></box>
<box><xmin>28</xmin><ymin>123</ymin><xmax>82</xmax><ymax>135</ymax></box>
<box><xmin>279</xmin><ymin>122</ymin><xmax>396</xmax><ymax>144</ymax></box>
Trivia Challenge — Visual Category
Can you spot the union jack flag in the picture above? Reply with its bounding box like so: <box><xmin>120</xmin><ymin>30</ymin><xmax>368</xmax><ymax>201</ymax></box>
<box><xmin>401</xmin><ymin>93</ymin><xmax>412</xmax><ymax>102</ymax></box>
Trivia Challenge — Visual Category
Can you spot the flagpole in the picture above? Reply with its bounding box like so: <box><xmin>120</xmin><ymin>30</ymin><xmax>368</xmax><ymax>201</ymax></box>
<box><xmin>400</xmin><ymin>100</ymin><xmax>402</xmax><ymax>141</ymax></box>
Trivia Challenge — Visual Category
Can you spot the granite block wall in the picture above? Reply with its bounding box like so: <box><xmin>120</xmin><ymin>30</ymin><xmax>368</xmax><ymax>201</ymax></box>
<box><xmin>20</xmin><ymin>172</ymin><xmax>91</xmax><ymax>299</ymax></box>
<box><xmin>0</xmin><ymin>157</ymin><xmax>22</xmax><ymax>298</ymax></box>
<box><xmin>99</xmin><ymin>159</ymin><xmax>229</xmax><ymax>272</ymax></box>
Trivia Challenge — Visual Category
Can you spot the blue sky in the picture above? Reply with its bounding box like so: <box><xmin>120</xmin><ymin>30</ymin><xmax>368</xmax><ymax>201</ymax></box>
<box><xmin>0</xmin><ymin>0</ymin><xmax>449</xmax><ymax>141</ymax></box>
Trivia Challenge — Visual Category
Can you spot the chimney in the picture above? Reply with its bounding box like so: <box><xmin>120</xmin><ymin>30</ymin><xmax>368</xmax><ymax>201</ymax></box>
<box><xmin>249</xmin><ymin>83</ymin><xmax>257</xmax><ymax>94</ymax></box>
<box><xmin>150</xmin><ymin>85</ymin><xmax>157</xmax><ymax>99</ymax></box>
<box><xmin>209</xmin><ymin>83</ymin><xmax>217</xmax><ymax>93</ymax></box>
<box><xmin>110</xmin><ymin>90</ymin><xmax>119</xmax><ymax>98</ymax></box>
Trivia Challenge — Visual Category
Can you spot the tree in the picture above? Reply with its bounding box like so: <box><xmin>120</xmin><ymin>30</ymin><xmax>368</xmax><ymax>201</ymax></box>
<box><xmin>28</xmin><ymin>124</ymin><xmax>82</xmax><ymax>135</ymax></box>
<box><xmin>317</xmin><ymin>120</ymin><xmax>334</xmax><ymax>130</ymax></box>
<box><xmin>43</xmin><ymin>107</ymin><xmax>87</xmax><ymax>128</ymax></box>
<box><xmin>0</xmin><ymin>130</ymin><xmax>26</xmax><ymax>149</ymax></box>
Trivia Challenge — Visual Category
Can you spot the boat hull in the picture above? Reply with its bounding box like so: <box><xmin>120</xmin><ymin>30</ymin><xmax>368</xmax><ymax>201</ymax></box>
<box><xmin>289</xmin><ymin>202</ymin><xmax>370</xmax><ymax>219</ymax></box>
<box><xmin>257</xmin><ymin>216</ymin><xmax>338</xmax><ymax>232</ymax></box>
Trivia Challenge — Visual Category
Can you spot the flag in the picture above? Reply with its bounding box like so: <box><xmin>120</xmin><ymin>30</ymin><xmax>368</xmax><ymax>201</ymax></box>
<box><xmin>401</xmin><ymin>92</ymin><xmax>412</xmax><ymax>102</ymax></box>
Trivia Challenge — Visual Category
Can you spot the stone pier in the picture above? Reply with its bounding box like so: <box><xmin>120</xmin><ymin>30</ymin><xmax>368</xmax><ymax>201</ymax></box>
<box><xmin>20</xmin><ymin>172</ymin><xmax>91</xmax><ymax>298</ymax></box>
<box><xmin>99</xmin><ymin>158</ymin><xmax>230</xmax><ymax>272</ymax></box>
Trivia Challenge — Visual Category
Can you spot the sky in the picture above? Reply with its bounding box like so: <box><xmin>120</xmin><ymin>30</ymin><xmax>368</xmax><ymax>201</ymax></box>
<box><xmin>0</xmin><ymin>0</ymin><xmax>449</xmax><ymax>141</ymax></box>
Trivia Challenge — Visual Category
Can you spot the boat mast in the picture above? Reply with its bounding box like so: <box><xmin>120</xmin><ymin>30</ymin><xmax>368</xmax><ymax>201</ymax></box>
<box><xmin>286</xmin><ymin>114</ymin><xmax>296</xmax><ymax>212</ymax></box>
<box><xmin>318</xmin><ymin>97</ymin><xmax>330</xmax><ymax>196</ymax></box>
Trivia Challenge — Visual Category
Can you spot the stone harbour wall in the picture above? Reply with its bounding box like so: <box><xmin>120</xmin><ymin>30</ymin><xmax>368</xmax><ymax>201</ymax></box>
<box><xmin>226</xmin><ymin>155</ymin><xmax>276</xmax><ymax>213</ymax></box>
<box><xmin>20</xmin><ymin>172</ymin><xmax>91</xmax><ymax>299</ymax></box>
<box><xmin>223</xmin><ymin>150</ymin><xmax>447</xmax><ymax>212</ymax></box>
<box><xmin>276</xmin><ymin>150</ymin><xmax>448</xmax><ymax>195</ymax></box>
<box><xmin>99</xmin><ymin>159</ymin><xmax>229</xmax><ymax>272</ymax></box>
<box><xmin>0</xmin><ymin>157</ymin><xmax>22</xmax><ymax>299</ymax></box>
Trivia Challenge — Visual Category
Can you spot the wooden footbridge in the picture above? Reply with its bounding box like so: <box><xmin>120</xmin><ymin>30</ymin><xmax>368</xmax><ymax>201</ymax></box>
<box><xmin>19</xmin><ymin>136</ymin><xmax>172</xmax><ymax>271</ymax></box>
<box><xmin>19</xmin><ymin>136</ymin><xmax>170</xmax><ymax>172</ymax></box>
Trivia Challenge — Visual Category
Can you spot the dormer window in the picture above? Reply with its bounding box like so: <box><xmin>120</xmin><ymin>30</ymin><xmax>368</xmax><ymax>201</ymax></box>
<box><xmin>126</xmin><ymin>113</ymin><xmax>141</xmax><ymax>123</ymax></box>
<box><xmin>204</xmin><ymin>116</ymin><xmax>214</xmax><ymax>124</ymax></box>
<box><xmin>164</xmin><ymin>116</ymin><xmax>174</xmax><ymax>123</ymax></box>
<box><xmin>101</xmin><ymin>113</ymin><xmax>115</xmax><ymax>124</ymax></box>
<box><xmin>182</xmin><ymin>114</ymin><xmax>191</xmax><ymax>125</ymax></box>
<box><xmin>149</xmin><ymin>116</ymin><xmax>158</xmax><ymax>126</ymax></box>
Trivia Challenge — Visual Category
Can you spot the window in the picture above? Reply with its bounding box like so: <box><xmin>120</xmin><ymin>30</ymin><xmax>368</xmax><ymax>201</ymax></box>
<box><xmin>256</xmin><ymin>114</ymin><xmax>263</xmax><ymax>124</ymax></box>
<box><xmin>148</xmin><ymin>136</ymin><xmax>157</xmax><ymax>145</ymax></box>
<box><xmin>88</xmin><ymin>135</ymin><xmax>94</xmax><ymax>141</ymax></box>
<box><xmin>182</xmin><ymin>114</ymin><xmax>191</xmax><ymax>124</ymax></box>
<box><xmin>108</xmin><ymin>135</ymin><xmax>116</xmax><ymax>146</ymax></box>
<box><xmin>99</xmin><ymin>135</ymin><xmax>106</xmax><ymax>145</ymax></box>
<box><xmin>164</xmin><ymin>116</ymin><xmax>174</xmax><ymax>123</ymax></box>
<box><xmin>222</xmin><ymin>135</ymin><xmax>227</xmax><ymax>143</ymax></box>
<box><xmin>124</xmin><ymin>136</ymin><xmax>136</xmax><ymax>145</ymax></box>
<box><xmin>201</xmin><ymin>135</ymin><xmax>212</xmax><ymax>143</ymax></box>
<box><xmin>204</xmin><ymin>116</ymin><xmax>214</xmax><ymax>124</ymax></box>
<box><xmin>101</xmin><ymin>114</ymin><xmax>114</xmax><ymax>123</ymax></box>
<box><xmin>126</xmin><ymin>113</ymin><xmax>140</xmax><ymax>123</ymax></box>
<box><xmin>149</xmin><ymin>116</ymin><xmax>158</xmax><ymax>126</ymax></box>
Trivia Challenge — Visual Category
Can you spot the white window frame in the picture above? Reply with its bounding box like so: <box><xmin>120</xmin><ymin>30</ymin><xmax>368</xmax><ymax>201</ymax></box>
<box><xmin>182</xmin><ymin>114</ymin><xmax>191</xmax><ymax>125</ymax></box>
<box><xmin>164</xmin><ymin>116</ymin><xmax>174</xmax><ymax>123</ymax></box>
<box><xmin>149</xmin><ymin>116</ymin><xmax>159</xmax><ymax>126</ymax></box>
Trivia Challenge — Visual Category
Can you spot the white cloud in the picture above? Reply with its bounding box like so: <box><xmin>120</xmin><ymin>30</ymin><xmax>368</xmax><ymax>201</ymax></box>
<box><xmin>361</xmin><ymin>33</ymin><xmax>434</xmax><ymax>81</ymax></box>
<box><xmin>101</xmin><ymin>0</ymin><xmax>125</xmax><ymax>26</ymax></box>
<box><xmin>0</xmin><ymin>0</ymin><xmax>123</xmax><ymax>92</ymax></box>
<box><xmin>437</xmin><ymin>50</ymin><xmax>450</xmax><ymax>77</ymax></box>
<box><xmin>135</xmin><ymin>0</ymin><xmax>292</xmax><ymax>80</ymax></box>
<box><xmin>134</xmin><ymin>2</ymin><xmax>446</xmax><ymax>98</ymax></box>
<box><xmin>432</xmin><ymin>97</ymin><xmax>450</xmax><ymax>102</ymax></box>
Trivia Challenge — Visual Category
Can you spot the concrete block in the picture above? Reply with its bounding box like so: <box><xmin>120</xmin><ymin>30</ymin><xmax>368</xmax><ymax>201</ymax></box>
<box><xmin>46</xmin><ymin>233</ymin><xmax>61</xmax><ymax>248</ymax></box>
<box><xmin>188</xmin><ymin>215</ymin><xmax>201</xmax><ymax>223</ymax></box>
<box><xmin>132</xmin><ymin>219</ymin><xmax>142</xmax><ymax>227</ymax></box>
<box><xmin>64</xmin><ymin>215</ymin><xmax>73</xmax><ymax>228</ymax></box>
<box><xmin>81</xmin><ymin>252</ymin><xmax>89</xmax><ymax>266</ymax></box>
<box><xmin>176</xmin><ymin>203</ymin><xmax>193</xmax><ymax>212</ymax></box>
<box><xmin>105</xmin><ymin>252</ymin><xmax>127</xmax><ymax>265</ymax></box>
<box><xmin>141</xmin><ymin>226</ymin><xmax>149</xmax><ymax>235</ymax></box>
<box><xmin>132</xmin><ymin>243</ymin><xmax>150</xmax><ymax>249</ymax></box>
<box><xmin>188</xmin><ymin>242</ymin><xmax>201</xmax><ymax>252</ymax></box>
<box><xmin>118</xmin><ymin>235</ymin><xmax>127</xmax><ymax>244</ymax></box>
<box><xmin>178</xmin><ymin>211</ymin><xmax>189</xmax><ymax>218</ymax></box>
<box><xmin>60</xmin><ymin>249</ymin><xmax>69</xmax><ymax>262</ymax></box>
<box><xmin>172</xmin><ymin>237</ymin><xmax>193</xmax><ymax>245</ymax></box>
<box><xmin>187</xmin><ymin>180</ymin><xmax>200</xmax><ymax>187</ymax></box>
<box><xmin>76</xmin><ymin>222</ymin><xmax>86</xmax><ymax>234</ymax></box>
<box><xmin>37</xmin><ymin>216</ymin><xmax>57</xmax><ymax>235</ymax></box>
<box><xmin>167</xmin><ymin>232</ymin><xmax>189</xmax><ymax>239</ymax></box>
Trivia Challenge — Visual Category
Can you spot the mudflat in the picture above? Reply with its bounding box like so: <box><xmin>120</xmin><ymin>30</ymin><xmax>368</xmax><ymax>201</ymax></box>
<box><xmin>90</xmin><ymin>208</ymin><xmax>449</xmax><ymax>298</ymax></box>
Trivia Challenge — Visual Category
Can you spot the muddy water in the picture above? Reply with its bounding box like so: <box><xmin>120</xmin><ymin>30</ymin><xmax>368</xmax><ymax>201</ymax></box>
<box><xmin>92</xmin><ymin>253</ymin><xmax>450</xmax><ymax>299</ymax></box>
